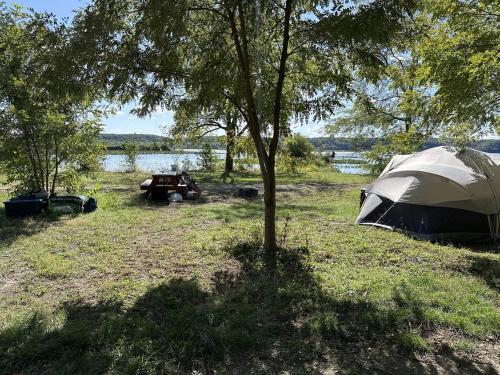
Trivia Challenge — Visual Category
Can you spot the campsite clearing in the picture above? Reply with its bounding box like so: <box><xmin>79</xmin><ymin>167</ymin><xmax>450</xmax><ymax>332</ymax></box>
<box><xmin>0</xmin><ymin>171</ymin><xmax>498</xmax><ymax>374</ymax></box>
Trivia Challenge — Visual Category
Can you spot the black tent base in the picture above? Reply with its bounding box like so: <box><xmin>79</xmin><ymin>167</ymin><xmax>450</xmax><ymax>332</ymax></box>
<box><xmin>357</xmin><ymin>222</ymin><xmax>493</xmax><ymax>244</ymax></box>
<box><xmin>356</xmin><ymin>195</ymin><xmax>495</xmax><ymax>243</ymax></box>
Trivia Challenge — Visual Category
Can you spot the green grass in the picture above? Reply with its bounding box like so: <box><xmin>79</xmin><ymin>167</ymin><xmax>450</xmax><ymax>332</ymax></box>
<box><xmin>0</xmin><ymin>170</ymin><xmax>498</xmax><ymax>374</ymax></box>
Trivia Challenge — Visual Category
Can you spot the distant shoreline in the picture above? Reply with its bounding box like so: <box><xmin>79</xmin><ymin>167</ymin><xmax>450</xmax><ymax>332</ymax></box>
<box><xmin>100</xmin><ymin>134</ymin><xmax>500</xmax><ymax>154</ymax></box>
<box><xmin>105</xmin><ymin>149</ymin><xmax>356</xmax><ymax>156</ymax></box>
<box><xmin>106</xmin><ymin>149</ymin><xmax>225</xmax><ymax>155</ymax></box>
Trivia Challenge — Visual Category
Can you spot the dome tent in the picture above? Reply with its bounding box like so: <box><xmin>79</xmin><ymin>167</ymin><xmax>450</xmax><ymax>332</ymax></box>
<box><xmin>356</xmin><ymin>146</ymin><xmax>500</xmax><ymax>242</ymax></box>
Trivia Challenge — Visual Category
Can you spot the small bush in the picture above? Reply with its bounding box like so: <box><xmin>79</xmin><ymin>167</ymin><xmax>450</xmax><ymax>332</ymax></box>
<box><xmin>198</xmin><ymin>143</ymin><xmax>218</xmax><ymax>171</ymax></box>
<box><xmin>181</xmin><ymin>156</ymin><xmax>195</xmax><ymax>172</ymax></box>
<box><xmin>277</xmin><ymin>135</ymin><xmax>332</xmax><ymax>173</ymax></box>
<box><xmin>60</xmin><ymin>168</ymin><xmax>83</xmax><ymax>194</ymax></box>
<box><xmin>283</xmin><ymin>134</ymin><xmax>314</xmax><ymax>160</ymax></box>
<box><xmin>277</xmin><ymin>153</ymin><xmax>299</xmax><ymax>173</ymax></box>
<box><xmin>277</xmin><ymin>151</ymin><xmax>331</xmax><ymax>173</ymax></box>
<box><xmin>122</xmin><ymin>141</ymin><xmax>140</xmax><ymax>172</ymax></box>
<box><xmin>235</xmin><ymin>156</ymin><xmax>258</xmax><ymax>172</ymax></box>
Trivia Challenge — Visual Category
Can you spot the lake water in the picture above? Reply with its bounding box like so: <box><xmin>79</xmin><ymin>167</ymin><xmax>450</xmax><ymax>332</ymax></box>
<box><xmin>103</xmin><ymin>150</ymin><xmax>226</xmax><ymax>173</ymax></box>
<box><xmin>329</xmin><ymin>151</ymin><xmax>367</xmax><ymax>174</ymax></box>
<box><xmin>102</xmin><ymin>150</ymin><xmax>368</xmax><ymax>174</ymax></box>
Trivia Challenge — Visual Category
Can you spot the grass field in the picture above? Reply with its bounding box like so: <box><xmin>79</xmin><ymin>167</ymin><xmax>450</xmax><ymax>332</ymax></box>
<box><xmin>0</xmin><ymin>170</ymin><xmax>498</xmax><ymax>374</ymax></box>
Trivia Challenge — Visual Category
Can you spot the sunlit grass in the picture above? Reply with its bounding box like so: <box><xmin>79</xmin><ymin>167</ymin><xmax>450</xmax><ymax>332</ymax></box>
<box><xmin>0</xmin><ymin>169</ymin><xmax>498</xmax><ymax>373</ymax></box>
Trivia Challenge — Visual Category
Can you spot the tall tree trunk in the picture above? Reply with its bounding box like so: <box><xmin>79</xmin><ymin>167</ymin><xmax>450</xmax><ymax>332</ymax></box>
<box><xmin>225</xmin><ymin>118</ymin><xmax>236</xmax><ymax>174</ymax></box>
<box><xmin>23</xmin><ymin>130</ymin><xmax>41</xmax><ymax>190</ymax></box>
<box><xmin>30</xmin><ymin>128</ymin><xmax>45</xmax><ymax>191</ymax></box>
<box><xmin>50</xmin><ymin>143</ymin><xmax>59</xmax><ymax>195</ymax></box>
<box><xmin>404</xmin><ymin>115</ymin><xmax>412</xmax><ymax>132</ymax></box>
<box><xmin>227</xmin><ymin>0</ymin><xmax>292</xmax><ymax>270</ymax></box>
<box><xmin>265</xmin><ymin>0</ymin><xmax>292</xmax><ymax>268</ymax></box>
<box><xmin>51</xmin><ymin>163</ymin><xmax>59</xmax><ymax>196</ymax></box>
<box><xmin>45</xmin><ymin>138</ymin><xmax>50</xmax><ymax>192</ymax></box>
<box><xmin>263</xmin><ymin>168</ymin><xmax>277</xmax><ymax>267</ymax></box>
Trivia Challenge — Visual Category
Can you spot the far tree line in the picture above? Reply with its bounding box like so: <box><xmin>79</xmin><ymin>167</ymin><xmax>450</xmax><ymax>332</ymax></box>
<box><xmin>100</xmin><ymin>134</ymin><xmax>500</xmax><ymax>155</ymax></box>
<box><xmin>0</xmin><ymin>0</ymin><xmax>497</xmax><ymax>270</ymax></box>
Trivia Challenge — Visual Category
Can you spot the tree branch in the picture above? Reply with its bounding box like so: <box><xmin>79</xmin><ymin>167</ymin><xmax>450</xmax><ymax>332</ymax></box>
<box><xmin>269</xmin><ymin>0</ymin><xmax>292</xmax><ymax>162</ymax></box>
<box><xmin>221</xmin><ymin>90</ymin><xmax>249</xmax><ymax>123</ymax></box>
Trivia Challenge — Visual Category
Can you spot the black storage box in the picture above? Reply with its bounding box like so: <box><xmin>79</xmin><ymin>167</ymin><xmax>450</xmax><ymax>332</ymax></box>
<box><xmin>49</xmin><ymin>195</ymin><xmax>97</xmax><ymax>213</ymax></box>
<box><xmin>238</xmin><ymin>188</ymin><xmax>258</xmax><ymax>198</ymax></box>
<box><xmin>4</xmin><ymin>199</ymin><xmax>46</xmax><ymax>218</ymax></box>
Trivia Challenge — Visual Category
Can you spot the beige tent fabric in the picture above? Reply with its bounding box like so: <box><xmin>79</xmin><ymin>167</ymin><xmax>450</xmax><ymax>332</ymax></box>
<box><xmin>365</xmin><ymin>147</ymin><xmax>500</xmax><ymax>215</ymax></box>
<box><xmin>379</xmin><ymin>154</ymin><xmax>413</xmax><ymax>175</ymax></box>
<box><xmin>485</xmin><ymin>152</ymin><xmax>500</xmax><ymax>165</ymax></box>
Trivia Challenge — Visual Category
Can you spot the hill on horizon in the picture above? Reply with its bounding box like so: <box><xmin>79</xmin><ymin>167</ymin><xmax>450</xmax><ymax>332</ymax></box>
<box><xmin>99</xmin><ymin>133</ymin><xmax>500</xmax><ymax>153</ymax></box>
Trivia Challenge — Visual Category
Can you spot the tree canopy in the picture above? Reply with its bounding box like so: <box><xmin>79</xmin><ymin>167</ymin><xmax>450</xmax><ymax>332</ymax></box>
<box><xmin>0</xmin><ymin>5</ymin><xmax>104</xmax><ymax>193</ymax></box>
<box><xmin>327</xmin><ymin>19</ymin><xmax>438</xmax><ymax>168</ymax></box>
<box><xmin>328</xmin><ymin>0</ymin><xmax>499</xmax><ymax>165</ymax></box>
<box><xmin>417</xmin><ymin>0</ymin><xmax>499</xmax><ymax>136</ymax></box>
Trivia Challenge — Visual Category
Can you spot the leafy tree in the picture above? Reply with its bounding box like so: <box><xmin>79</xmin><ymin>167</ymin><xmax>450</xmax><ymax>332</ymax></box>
<box><xmin>122</xmin><ymin>141</ymin><xmax>140</xmax><ymax>172</ymax></box>
<box><xmin>75</xmin><ymin>0</ymin><xmax>414</xmax><ymax>269</ymax></box>
<box><xmin>329</xmin><ymin>0</ymin><xmax>498</xmax><ymax>166</ymax></box>
<box><xmin>167</xmin><ymin>44</ymin><xmax>248</xmax><ymax>174</ymax></box>
<box><xmin>417</xmin><ymin>0</ymin><xmax>499</xmax><ymax>138</ymax></box>
<box><xmin>0</xmin><ymin>5</ymin><xmax>104</xmax><ymax>194</ymax></box>
<box><xmin>171</xmin><ymin>97</ymin><xmax>246</xmax><ymax>175</ymax></box>
<box><xmin>327</xmin><ymin>16</ymin><xmax>440</xmax><ymax>170</ymax></box>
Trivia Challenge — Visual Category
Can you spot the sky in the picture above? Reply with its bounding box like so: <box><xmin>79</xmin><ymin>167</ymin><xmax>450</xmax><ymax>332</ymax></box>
<box><xmin>8</xmin><ymin>0</ymin><xmax>326</xmax><ymax>137</ymax></box>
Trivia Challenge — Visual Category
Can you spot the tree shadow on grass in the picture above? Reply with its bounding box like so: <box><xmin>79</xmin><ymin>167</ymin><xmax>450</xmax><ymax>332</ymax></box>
<box><xmin>126</xmin><ymin>191</ymin><xmax>215</xmax><ymax>208</ymax></box>
<box><xmin>0</xmin><ymin>206</ymin><xmax>62</xmax><ymax>247</ymax></box>
<box><xmin>0</xmin><ymin>243</ymin><xmax>496</xmax><ymax>374</ymax></box>
<box><xmin>125</xmin><ymin>191</ymin><xmax>172</xmax><ymax>208</ymax></box>
<box><xmin>198</xmin><ymin>201</ymin><xmax>348</xmax><ymax>223</ymax></box>
<box><xmin>464</xmin><ymin>241</ymin><xmax>500</xmax><ymax>254</ymax></box>
<box><xmin>198</xmin><ymin>201</ymin><xmax>262</xmax><ymax>221</ymax></box>
<box><xmin>466</xmin><ymin>255</ymin><xmax>500</xmax><ymax>292</ymax></box>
